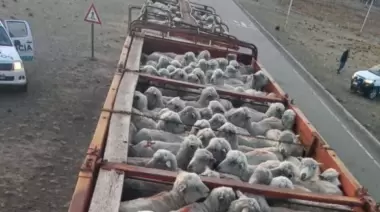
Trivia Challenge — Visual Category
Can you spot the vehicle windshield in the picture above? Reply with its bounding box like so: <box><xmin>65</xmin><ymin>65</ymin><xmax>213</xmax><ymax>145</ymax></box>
<box><xmin>369</xmin><ymin>65</ymin><xmax>380</xmax><ymax>76</ymax></box>
<box><xmin>0</xmin><ymin>26</ymin><xmax>13</xmax><ymax>46</ymax></box>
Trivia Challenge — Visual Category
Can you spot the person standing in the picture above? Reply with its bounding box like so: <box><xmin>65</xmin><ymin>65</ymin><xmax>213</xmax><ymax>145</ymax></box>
<box><xmin>337</xmin><ymin>49</ymin><xmax>350</xmax><ymax>74</ymax></box>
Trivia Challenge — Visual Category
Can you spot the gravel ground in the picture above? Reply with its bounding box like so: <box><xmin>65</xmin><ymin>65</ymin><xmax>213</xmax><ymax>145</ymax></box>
<box><xmin>238</xmin><ymin>0</ymin><xmax>380</xmax><ymax>139</ymax></box>
<box><xmin>0</xmin><ymin>0</ymin><xmax>140</xmax><ymax>211</ymax></box>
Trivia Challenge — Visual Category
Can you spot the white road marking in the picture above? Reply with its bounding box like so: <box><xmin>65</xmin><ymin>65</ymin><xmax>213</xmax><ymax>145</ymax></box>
<box><xmin>238</xmin><ymin>5</ymin><xmax>380</xmax><ymax>169</ymax></box>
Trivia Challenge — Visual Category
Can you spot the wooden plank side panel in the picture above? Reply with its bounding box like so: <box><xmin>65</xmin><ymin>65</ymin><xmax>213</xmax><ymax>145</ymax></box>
<box><xmin>88</xmin><ymin>35</ymin><xmax>144</xmax><ymax>212</ymax></box>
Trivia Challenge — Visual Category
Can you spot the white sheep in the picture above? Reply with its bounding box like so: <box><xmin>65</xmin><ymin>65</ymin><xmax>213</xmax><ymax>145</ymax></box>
<box><xmin>216</xmin><ymin>150</ymin><xmax>254</xmax><ymax>181</ymax></box>
<box><xmin>282</xmin><ymin>109</ymin><xmax>296</xmax><ymax>130</ymax></box>
<box><xmin>298</xmin><ymin>158</ymin><xmax>343</xmax><ymax>195</ymax></box>
<box><xmin>197</xmin><ymin>107</ymin><xmax>213</xmax><ymax>120</ymax></box>
<box><xmin>129</xmin><ymin>140</ymin><xmax>181</xmax><ymax>157</ymax></box>
<box><xmin>145</xmin><ymin>149</ymin><xmax>178</xmax><ymax>171</ymax></box>
<box><xmin>197</xmin><ymin>50</ymin><xmax>211</xmax><ymax>61</ymax></box>
<box><xmin>250</xmin><ymin>70</ymin><xmax>269</xmax><ymax>91</ymax></box>
<box><xmin>178</xmin><ymin>106</ymin><xmax>201</xmax><ymax>129</ymax></box>
<box><xmin>227</xmin><ymin>190</ymin><xmax>261</xmax><ymax>212</ymax></box>
<box><xmin>225</xmin><ymin>107</ymin><xmax>266</xmax><ymax>128</ymax></box>
<box><xmin>176</xmin><ymin>135</ymin><xmax>203</xmax><ymax>170</ymax></box>
<box><xmin>157</xmin><ymin>110</ymin><xmax>186</xmax><ymax>134</ymax></box>
<box><xmin>208</xmin><ymin>113</ymin><xmax>227</xmax><ymax>130</ymax></box>
<box><xmin>186</xmin><ymin>86</ymin><xmax>219</xmax><ymax>108</ymax></box>
<box><xmin>167</xmin><ymin>65</ymin><xmax>176</xmax><ymax>73</ymax></box>
<box><xmin>119</xmin><ymin>172</ymin><xmax>210</xmax><ymax>212</ymax></box>
<box><xmin>158</xmin><ymin>68</ymin><xmax>170</xmax><ymax>78</ymax></box>
<box><xmin>319</xmin><ymin>168</ymin><xmax>341</xmax><ymax>187</ymax></box>
<box><xmin>215</xmin><ymin>122</ymin><xmax>239</xmax><ymax>150</ymax></box>
<box><xmin>171</xmin><ymin>187</ymin><xmax>236</xmax><ymax>212</ymax></box>
<box><xmin>196</xmin><ymin>128</ymin><xmax>216</xmax><ymax>147</ymax></box>
<box><xmin>208</xmin><ymin>100</ymin><xmax>226</xmax><ymax>115</ymax></box>
<box><xmin>156</xmin><ymin>56</ymin><xmax>171</xmax><ymax>69</ymax></box>
<box><xmin>133</xmin><ymin>128</ymin><xmax>184</xmax><ymax>144</ymax></box>
<box><xmin>244</xmin><ymin>149</ymin><xmax>280</xmax><ymax>165</ymax></box>
<box><xmin>144</xmin><ymin>86</ymin><xmax>165</xmax><ymax>110</ymax></box>
<box><xmin>216</xmin><ymin>58</ymin><xmax>228</xmax><ymax>71</ymax></box>
<box><xmin>206</xmin><ymin>137</ymin><xmax>232</xmax><ymax>165</ymax></box>
<box><xmin>140</xmin><ymin>65</ymin><xmax>159</xmax><ymax>76</ymax></box>
<box><xmin>190</xmin><ymin>119</ymin><xmax>211</xmax><ymax>135</ymax></box>
<box><xmin>166</xmin><ymin>97</ymin><xmax>186</xmax><ymax>112</ymax></box>
<box><xmin>131</xmin><ymin>108</ymin><xmax>157</xmax><ymax>131</ymax></box>
<box><xmin>170</xmin><ymin>68</ymin><xmax>188</xmax><ymax>82</ymax></box>
<box><xmin>265</xmin><ymin>103</ymin><xmax>285</xmax><ymax>119</ymax></box>
<box><xmin>191</xmin><ymin>68</ymin><xmax>207</xmax><ymax>84</ymax></box>
<box><xmin>248</xmin><ymin>166</ymin><xmax>273</xmax><ymax>185</ymax></box>
<box><xmin>226</xmin><ymin>53</ymin><xmax>237</xmax><ymax>62</ymax></box>
<box><xmin>170</xmin><ymin>59</ymin><xmax>182</xmax><ymax>68</ymax></box>
<box><xmin>207</xmin><ymin>59</ymin><xmax>219</xmax><ymax>70</ymax></box>
<box><xmin>187</xmin><ymin>148</ymin><xmax>216</xmax><ymax>174</ymax></box>
<box><xmin>133</xmin><ymin>91</ymin><xmax>148</xmax><ymax>111</ymax></box>
<box><xmin>197</xmin><ymin>58</ymin><xmax>208</xmax><ymax>72</ymax></box>
<box><xmin>183</xmin><ymin>65</ymin><xmax>194</xmax><ymax>74</ymax></box>
<box><xmin>209</xmin><ymin>68</ymin><xmax>225</xmax><ymax>86</ymax></box>
<box><xmin>224</xmin><ymin>65</ymin><xmax>242</xmax><ymax>79</ymax></box>
<box><xmin>200</xmin><ymin>166</ymin><xmax>242</xmax><ymax>181</ymax></box>
<box><xmin>188</xmin><ymin>73</ymin><xmax>201</xmax><ymax>84</ymax></box>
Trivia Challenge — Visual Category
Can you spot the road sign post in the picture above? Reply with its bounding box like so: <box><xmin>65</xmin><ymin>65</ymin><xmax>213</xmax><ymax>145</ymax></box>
<box><xmin>84</xmin><ymin>3</ymin><xmax>102</xmax><ymax>60</ymax></box>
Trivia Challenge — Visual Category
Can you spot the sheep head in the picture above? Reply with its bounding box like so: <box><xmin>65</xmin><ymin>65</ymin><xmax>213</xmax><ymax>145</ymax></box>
<box><xmin>196</xmin><ymin>128</ymin><xmax>215</xmax><ymax>147</ymax></box>
<box><xmin>157</xmin><ymin>110</ymin><xmax>185</xmax><ymax>134</ymax></box>
<box><xmin>170</xmin><ymin>68</ymin><xmax>188</xmax><ymax>82</ymax></box>
<box><xmin>248</xmin><ymin>166</ymin><xmax>273</xmax><ymax>185</ymax></box>
<box><xmin>206</xmin><ymin>137</ymin><xmax>232</xmax><ymax>165</ymax></box>
<box><xmin>270</xmin><ymin>176</ymin><xmax>294</xmax><ymax>189</ymax></box>
<box><xmin>204</xmin><ymin>187</ymin><xmax>237</xmax><ymax>212</ymax></box>
<box><xmin>179</xmin><ymin>106</ymin><xmax>201</xmax><ymax>127</ymax></box>
<box><xmin>299</xmin><ymin>158</ymin><xmax>323</xmax><ymax>181</ymax></box>
<box><xmin>216</xmin><ymin>150</ymin><xmax>247</xmax><ymax>177</ymax></box>
<box><xmin>190</xmin><ymin>119</ymin><xmax>211</xmax><ymax>135</ymax></box>
<box><xmin>199</xmin><ymin>86</ymin><xmax>219</xmax><ymax>106</ymax></box>
<box><xmin>144</xmin><ymin>86</ymin><xmax>163</xmax><ymax>110</ymax></box>
<box><xmin>146</xmin><ymin>149</ymin><xmax>177</xmax><ymax>171</ymax></box>
<box><xmin>282</xmin><ymin>109</ymin><xmax>296</xmax><ymax>130</ymax></box>
<box><xmin>133</xmin><ymin>91</ymin><xmax>148</xmax><ymax>111</ymax></box>
<box><xmin>167</xmin><ymin>97</ymin><xmax>185</xmax><ymax>112</ymax></box>
<box><xmin>173</xmin><ymin>171</ymin><xmax>210</xmax><ymax>204</ymax></box>
<box><xmin>228</xmin><ymin>191</ymin><xmax>261</xmax><ymax>212</ymax></box>
<box><xmin>197</xmin><ymin>50</ymin><xmax>211</xmax><ymax>61</ymax></box>
<box><xmin>209</xmin><ymin>113</ymin><xmax>227</xmax><ymax>130</ymax></box>
<box><xmin>187</xmin><ymin>148</ymin><xmax>216</xmax><ymax>174</ymax></box>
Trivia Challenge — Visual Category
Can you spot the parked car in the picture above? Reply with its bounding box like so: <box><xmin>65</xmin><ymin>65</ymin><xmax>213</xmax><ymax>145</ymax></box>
<box><xmin>350</xmin><ymin>64</ymin><xmax>380</xmax><ymax>100</ymax></box>
<box><xmin>0</xmin><ymin>19</ymin><xmax>34</xmax><ymax>92</ymax></box>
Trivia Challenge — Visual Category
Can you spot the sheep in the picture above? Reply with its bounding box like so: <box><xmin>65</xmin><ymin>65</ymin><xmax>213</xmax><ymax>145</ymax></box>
<box><xmin>206</xmin><ymin>137</ymin><xmax>232</xmax><ymax>165</ymax></box>
<box><xmin>207</xmin><ymin>59</ymin><xmax>219</xmax><ymax>70</ymax></box>
<box><xmin>244</xmin><ymin>149</ymin><xmax>279</xmax><ymax>165</ymax></box>
<box><xmin>298</xmin><ymin>158</ymin><xmax>343</xmax><ymax>195</ymax></box>
<box><xmin>208</xmin><ymin>100</ymin><xmax>226</xmax><ymax>115</ymax></box>
<box><xmin>188</xmin><ymin>73</ymin><xmax>201</xmax><ymax>84</ymax></box>
<box><xmin>226</xmin><ymin>53</ymin><xmax>237</xmax><ymax>62</ymax></box>
<box><xmin>179</xmin><ymin>106</ymin><xmax>201</xmax><ymax>129</ymax></box>
<box><xmin>216</xmin><ymin>150</ymin><xmax>254</xmax><ymax>181</ymax></box>
<box><xmin>187</xmin><ymin>149</ymin><xmax>216</xmax><ymax>174</ymax></box>
<box><xmin>176</xmin><ymin>135</ymin><xmax>203</xmax><ymax>170</ymax></box>
<box><xmin>224</xmin><ymin>65</ymin><xmax>242</xmax><ymax>79</ymax></box>
<box><xmin>129</xmin><ymin>140</ymin><xmax>181</xmax><ymax>157</ymax></box>
<box><xmin>131</xmin><ymin>108</ymin><xmax>157</xmax><ymax>131</ymax></box>
<box><xmin>170</xmin><ymin>59</ymin><xmax>182</xmax><ymax>68</ymax></box>
<box><xmin>200</xmin><ymin>166</ymin><xmax>242</xmax><ymax>181</ymax></box>
<box><xmin>197</xmin><ymin>107</ymin><xmax>213</xmax><ymax>120</ymax></box>
<box><xmin>172</xmin><ymin>187</ymin><xmax>236</xmax><ymax>212</ymax></box>
<box><xmin>119</xmin><ymin>172</ymin><xmax>210</xmax><ymax>212</ymax></box>
<box><xmin>170</xmin><ymin>68</ymin><xmax>188</xmax><ymax>82</ymax></box>
<box><xmin>209</xmin><ymin>69</ymin><xmax>225</xmax><ymax>86</ymax></box>
<box><xmin>133</xmin><ymin>91</ymin><xmax>148</xmax><ymax>111</ymax></box>
<box><xmin>156</xmin><ymin>56</ymin><xmax>171</xmax><ymax>69</ymax></box>
<box><xmin>166</xmin><ymin>97</ymin><xmax>186</xmax><ymax>112</ymax></box>
<box><xmin>196</xmin><ymin>128</ymin><xmax>216</xmax><ymax>146</ymax></box>
<box><xmin>250</xmin><ymin>70</ymin><xmax>269</xmax><ymax>91</ymax></box>
<box><xmin>146</xmin><ymin>149</ymin><xmax>178</xmax><ymax>171</ymax></box>
<box><xmin>282</xmin><ymin>109</ymin><xmax>296</xmax><ymax>130</ymax></box>
<box><xmin>191</xmin><ymin>68</ymin><xmax>207</xmax><ymax>84</ymax></box>
<box><xmin>167</xmin><ymin>65</ymin><xmax>176</xmax><ymax>73</ymax></box>
<box><xmin>144</xmin><ymin>86</ymin><xmax>165</xmax><ymax>110</ymax></box>
<box><xmin>208</xmin><ymin>113</ymin><xmax>227</xmax><ymax>130</ymax></box>
<box><xmin>265</xmin><ymin>103</ymin><xmax>285</xmax><ymax>119</ymax></box>
<box><xmin>215</xmin><ymin>122</ymin><xmax>239</xmax><ymax>150</ymax></box>
<box><xmin>133</xmin><ymin>128</ymin><xmax>184</xmax><ymax>144</ymax></box>
<box><xmin>183</xmin><ymin>65</ymin><xmax>194</xmax><ymax>74</ymax></box>
<box><xmin>129</xmin><ymin>123</ymin><xmax>137</xmax><ymax>144</ymax></box>
<box><xmin>197</xmin><ymin>50</ymin><xmax>211</xmax><ymax>61</ymax></box>
<box><xmin>319</xmin><ymin>168</ymin><xmax>341</xmax><ymax>187</ymax></box>
<box><xmin>227</xmin><ymin>191</ymin><xmax>261</xmax><ymax>212</ymax></box>
<box><xmin>277</xmin><ymin>130</ymin><xmax>303</xmax><ymax>158</ymax></box>
<box><xmin>190</xmin><ymin>119</ymin><xmax>211</xmax><ymax>135</ymax></box>
<box><xmin>229</xmin><ymin>60</ymin><xmax>240</xmax><ymax>69</ymax></box>
<box><xmin>269</xmin><ymin>161</ymin><xmax>300</xmax><ymax>183</ymax></box>
<box><xmin>225</xmin><ymin>107</ymin><xmax>266</xmax><ymax>128</ymax></box>
<box><xmin>142</xmin><ymin>52</ymin><xmax>176</xmax><ymax>62</ymax></box>
<box><xmin>248</xmin><ymin>166</ymin><xmax>273</xmax><ymax>185</ymax></box>
<box><xmin>183</xmin><ymin>51</ymin><xmax>197</xmax><ymax>66</ymax></box>
<box><xmin>158</xmin><ymin>68</ymin><xmax>170</xmax><ymax>78</ymax></box>
<box><xmin>196</xmin><ymin>59</ymin><xmax>208</xmax><ymax>72</ymax></box>
<box><xmin>216</xmin><ymin>58</ymin><xmax>229</xmax><ymax>71</ymax></box>
<box><xmin>186</xmin><ymin>86</ymin><xmax>219</xmax><ymax>108</ymax></box>
<box><xmin>157</xmin><ymin>110</ymin><xmax>186</xmax><ymax>134</ymax></box>
<box><xmin>140</xmin><ymin>65</ymin><xmax>159</xmax><ymax>76</ymax></box>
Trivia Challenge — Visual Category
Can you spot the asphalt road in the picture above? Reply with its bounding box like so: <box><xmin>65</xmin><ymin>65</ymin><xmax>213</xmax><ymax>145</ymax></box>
<box><xmin>194</xmin><ymin>0</ymin><xmax>380</xmax><ymax>201</ymax></box>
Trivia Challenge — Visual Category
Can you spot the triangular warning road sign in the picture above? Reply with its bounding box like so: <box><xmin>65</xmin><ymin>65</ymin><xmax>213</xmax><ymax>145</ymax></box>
<box><xmin>84</xmin><ymin>3</ymin><xmax>102</xmax><ymax>24</ymax></box>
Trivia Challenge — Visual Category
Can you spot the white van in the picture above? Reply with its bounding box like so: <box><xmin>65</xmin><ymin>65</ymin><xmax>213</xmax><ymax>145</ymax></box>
<box><xmin>0</xmin><ymin>19</ymin><xmax>33</xmax><ymax>92</ymax></box>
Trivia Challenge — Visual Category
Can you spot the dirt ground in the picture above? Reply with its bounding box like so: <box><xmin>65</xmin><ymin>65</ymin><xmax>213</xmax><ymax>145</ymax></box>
<box><xmin>0</xmin><ymin>0</ymin><xmax>141</xmax><ymax>211</ymax></box>
<box><xmin>238</xmin><ymin>0</ymin><xmax>380</xmax><ymax>139</ymax></box>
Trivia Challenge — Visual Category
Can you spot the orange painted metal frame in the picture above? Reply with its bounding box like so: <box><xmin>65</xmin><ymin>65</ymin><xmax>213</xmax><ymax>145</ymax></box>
<box><xmin>68</xmin><ymin>25</ymin><xmax>379</xmax><ymax>212</ymax></box>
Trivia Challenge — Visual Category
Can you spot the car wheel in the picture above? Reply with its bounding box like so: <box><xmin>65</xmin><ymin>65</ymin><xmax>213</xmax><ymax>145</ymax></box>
<box><xmin>367</xmin><ymin>87</ymin><xmax>378</xmax><ymax>100</ymax></box>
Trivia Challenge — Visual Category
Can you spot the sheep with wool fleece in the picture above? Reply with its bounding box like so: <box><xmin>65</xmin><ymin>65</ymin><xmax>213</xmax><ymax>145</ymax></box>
<box><xmin>185</xmin><ymin>86</ymin><xmax>220</xmax><ymax>108</ymax></box>
<box><xmin>197</xmin><ymin>50</ymin><xmax>211</xmax><ymax>61</ymax></box>
<box><xmin>191</xmin><ymin>68</ymin><xmax>207</xmax><ymax>84</ymax></box>
<box><xmin>216</xmin><ymin>57</ymin><xmax>229</xmax><ymax>71</ymax></box>
<box><xmin>200</xmin><ymin>166</ymin><xmax>242</xmax><ymax>181</ymax></box>
<box><xmin>127</xmin><ymin>149</ymin><xmax>178</xmax><ymax>171</ymax></box>
<box><xmin>131</xmin><ymin>108</ymin><xmax>157</xmax><ymax>131</ymax></box>
<box><xmin>197</xmin><ymin>107</ymin><xmax>213</xmax><ymax>120</ymax></box>
<box><xmin>128</xmin><ymin>139</ymin><xmax>181</xmax><ymax>157</ymax></box>
<box><xmin>178</xmin><ymin>105</ymin><xmax>201</xmax><ymax>130</ymax></box>
<box><xmin>205</xmin><ymin>137</ymin><xmax>232</xmax><ymax>165</ymax></box>
<box><xmin>166</xmin><ymin>96</ymin><xmax>186</xmax><ymax>112</ymax></box>
<box><xmin>297</xmin><ymin>158</ymin><xmax>343</xmax><ymax>195</ymax></box>
<box><xmin>140</xmin><ymin>65</ymin><xmax>160</xmax><ymax>76</ymax></box>
<box><xmin>190</xmin><ymin>119</ymin><xmax>211</xmax><ymax>135</ymax></box>
<box><xmin>156</xmin><ymin>110</ymin><xmax>186</xmax><ymax>134</ymax></box>
<box><xmin>132</xmin><ymin>128</ymin><xmax>184</xmax><ymax>144</ymax></box>
<box><xmin>197</xmin><ymin>58</ymin><xmax>209</xmax><ymax>72</ymax></box>
<box><xmin>196</xmin><ymin>128</ymin><xmax>216</xmax><ymax>147</ymax></box>
<box><xmin>170</xmin><ymin>68</ymin><xmax>188</xmax><ymax>82</ymax></box>
<box><xmin>216</xmin><ymin>150</ymin><xmax>255</xmax><ymax>182</ymax></box>
<box><xmin>208</xmin><ymin>113</ymin><xmax>227</xmax><ymax>130</ymax></box>
<box><xmin>171</xmin><ymin>186</ymin><xmax>236</xmax><ymax>212</ymax></box>
<box><xmin>144</xmin><ymin>86</ymin><xmax>165</xmax><ymax>110</ymax></box>
<box><xmin>227</xmin><ymin>190</ymin><xmax>262</xmax><ymax>212</ymax></box>
<box><xmin>188</xmin><ymin>73</ymin><xmax>201</xmax><ymax>84</ymax></box>
<box><xmin>158</xmin><ymin>68</ymin><xmax>170</xmax><ymax>78</ymax></box>
<box><xmin>208</xmin><ymin>100</ymin><xmax>226</xmax><ymax>115</ymax></box>
<box><xmin>142</xmin><ymin>52</ymin><xmax>176</xmax><ymax>63</ymax></box>
<box><xmin>119</xmin><ymin>171</ymin><xmax>210</xmax><ymax>212</ymax></box>
<box><xmin>176</xmin><ymin>135</ymin><xmax>204</xmax><ymax>170</ymax></box>
<box><xmin>187</xmin><ymin>148</ymin><xmax>216</xmax><ymax>174</ymax></box>
<box><xmin>319</xmin><ymin>168</ymin><xmax>341</xmax><ymax>187</ymax></box>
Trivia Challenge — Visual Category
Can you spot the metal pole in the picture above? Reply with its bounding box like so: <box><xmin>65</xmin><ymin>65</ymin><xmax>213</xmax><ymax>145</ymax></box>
<box><xmin>285</xmin><ymin>0</ymin><xmax>294</xmax><ymax>28</ymax></box>
<box><xmin>361</xmin><ymin>0</ymin><xmax>373</xmax><ymax>32</ymax></box>
<box><xmin>91</xmin><ymin>23</ymin><xmax>95</xmax><ymax>60</ymax></box>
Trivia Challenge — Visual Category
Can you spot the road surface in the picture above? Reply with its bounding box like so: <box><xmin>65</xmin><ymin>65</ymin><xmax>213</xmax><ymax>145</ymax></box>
<box><xmin>194</xmin><ymin>0</ymin><xmax>380</xmax><ymax>200</ymax></box>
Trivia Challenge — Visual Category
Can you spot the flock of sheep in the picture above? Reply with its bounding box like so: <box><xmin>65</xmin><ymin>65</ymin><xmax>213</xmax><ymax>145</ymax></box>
<box><xmin>142</xmin><ymin>0</ymin><xmax>229</xmax><ymax>34</ymax></box>
<box><xmin>117</xmin><ymin>49</ymin><xmax>349</xmax><ymax>212</ymax></box>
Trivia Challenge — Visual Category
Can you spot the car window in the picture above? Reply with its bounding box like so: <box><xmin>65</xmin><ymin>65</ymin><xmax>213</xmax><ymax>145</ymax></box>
<box><xmin>6</xmin><ymin>21</ymin><xmax>28</xmax><ymax>38</ymax></box>
<box><xmin>0</xmin><ymin>26</ymin><xmax>13</xmax><ymax>46</ymax></box>
<box><xmin>369</xmin><ymin>69</ymin><xmax>380</xmax><ymax>77</ymax></box>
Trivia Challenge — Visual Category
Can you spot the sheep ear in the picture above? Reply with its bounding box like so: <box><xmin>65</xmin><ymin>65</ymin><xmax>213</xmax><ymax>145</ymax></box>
<box><xmin>222</xmin><ymin>148</ymin><xmax>227</xmax><ymax>154</ymax></box>
<box><xmin>218</xmin><ymin>195</ymin><xmax>224</xmax><ymax>200</ymax></box>
<box><xmin>236</xmin><ymin>190</ymin><xmax>245</xmax><ymax>198</ymax></box>
<box><xmin>178</xmin><ymin>184</ymin><xmax>187</xmax><ymax>192</ymax></box>
<box><xmin>241</xmin><ymin>208</ymin><xmax>249</xmax><ymax>212</ymax></box>
<box><xmin>166</xmin><ymin>161</ymin><xmax>172</xmax><ymax>168</ymax></box>
<box><xmin>191</xmin><ymin>112</ymin><xmax>196</xmax><ymax>119</ymax></box>
<box><xmin>317</xmin><ymin>162</ymin><xmax>324</xmax><ymax>167</ymax></box>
